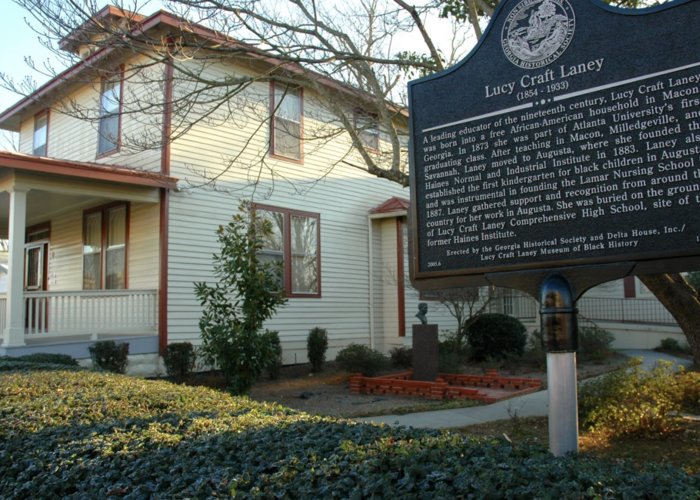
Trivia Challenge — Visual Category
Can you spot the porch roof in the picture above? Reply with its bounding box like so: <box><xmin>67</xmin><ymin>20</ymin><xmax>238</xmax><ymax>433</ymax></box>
<box><xmin>0</xmin><ymin>151</ymin><xmax>178</xmax><ymax>189</ymax></box>
<box><xmin>370</xmin><ymin>196</ymin><xmax>409</xmax><ymax>216</ymax></box>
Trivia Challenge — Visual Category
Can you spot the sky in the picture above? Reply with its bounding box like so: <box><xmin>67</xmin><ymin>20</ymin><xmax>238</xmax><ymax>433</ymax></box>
<box><xmin>0</xmin><ymin>0</ymin><xmax>476</xmax><ymax>144</ymax></box>
<box><xmin>0</xmin><ymin>2</ymin><xmax>59</xmax><ymax>113</ymax></box>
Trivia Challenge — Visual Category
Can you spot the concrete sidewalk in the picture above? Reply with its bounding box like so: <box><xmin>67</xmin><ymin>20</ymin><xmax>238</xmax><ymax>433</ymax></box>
<box><xmin>356</xmin><ymin>350</ymin><xmax>692</xmax><ymax>430</ymax></box>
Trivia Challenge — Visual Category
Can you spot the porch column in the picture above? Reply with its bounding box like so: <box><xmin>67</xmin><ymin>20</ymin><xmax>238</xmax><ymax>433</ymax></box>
<box><xmin>3</xmin><ymin>188</ymin><xmax>28</xmax><ymax>347</ymax></box>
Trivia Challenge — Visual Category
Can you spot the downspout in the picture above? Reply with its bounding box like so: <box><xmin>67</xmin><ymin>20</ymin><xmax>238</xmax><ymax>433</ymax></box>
<box><xmin>158</xmin><ymin>55</ymin><xmax>174</xmax><ymax>355</ymax></box>
<box><xmin>367</xmin><ymin>215</ymin><xmax>375</xmax><ymax>349</ymax></box>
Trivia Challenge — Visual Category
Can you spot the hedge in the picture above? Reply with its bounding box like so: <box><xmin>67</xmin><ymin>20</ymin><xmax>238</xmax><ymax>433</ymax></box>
<box><xmin>0</xmin><ymin>363</ymin><xmax>697</xmax><ymax>498</ymax></box>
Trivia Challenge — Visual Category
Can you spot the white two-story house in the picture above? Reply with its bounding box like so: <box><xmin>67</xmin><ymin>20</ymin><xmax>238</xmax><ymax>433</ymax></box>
<box><xmin>0</xmin><ymin>6</ymin><xmax>685</xmax><ymax>374</ymax></box>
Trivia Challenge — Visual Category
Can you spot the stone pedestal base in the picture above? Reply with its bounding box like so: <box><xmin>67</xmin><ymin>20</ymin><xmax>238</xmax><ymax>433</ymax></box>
<box><xmin>412</xmin><ymin>324</ymin><xmax>439</xmax><ymax>381</ymax></box>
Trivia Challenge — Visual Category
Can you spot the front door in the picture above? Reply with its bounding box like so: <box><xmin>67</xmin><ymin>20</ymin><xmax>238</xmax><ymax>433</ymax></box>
<box><xmin>24</xmin><ymin>243</ymin><xmax>46</xmax><ymax>292</ymax></box>
<box><xmin>24</xmin><ymin>225</ymin><xmax>50</xmax><ymax>331</ymax></box>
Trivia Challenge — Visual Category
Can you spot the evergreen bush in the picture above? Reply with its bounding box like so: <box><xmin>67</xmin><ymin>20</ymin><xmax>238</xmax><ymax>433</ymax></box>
<box><xmin>307</xmin><ymin>327</ymin><xmax>328</xmax><ymax>373</ymax></box>
<box><xmin>164</xmin><ymin>342</ymin><xmax>197</xmax><ymax>380</ymax></box>
<box><xmin>438</xmin><ymin>330</ymin><xmax>469</xmax><ymax>372</ymax></box>
<box><xmin>16</xmin><ymin>353</ymin><xmax>79</xmax><ymax>366</ymax></box>
<box><xmin>656</xmin><ymin>337</ymin><xmax>690</xmax><ymax>355</ymax></box>
<box><xmin>335</xmin><ymin>344</ymin><xmax>387</xmax><ymax>376</ymax></box>
<box><xmin>264</xmin><ymin>330</ymin><xmax>283</xmax><ymax>380</ymax></box>
<box><xmin>577</xmin><ymin>325</ymin><xmax>614</xmax><ymax>362</ymax></box>
<box><xmin>88</xmin><ymin>340</ymin><xmax>129</xmax><ymax>374</ymax></box>
<box><xmin>194</xmin><ymin>202</ymin><xmax>287</xmax><ymax>394</ymax></box>
<box><xmin>389</xmin><ymin>346</ymin><xmax>412</xmax><ymax>369</ymax></box>
<box><xmin>466</xmin><ymin>313</ymin><xmax>526</xmax><ymax>361</ymax></box>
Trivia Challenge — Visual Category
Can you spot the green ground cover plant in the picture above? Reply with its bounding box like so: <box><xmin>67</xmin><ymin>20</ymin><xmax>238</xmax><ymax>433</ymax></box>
<box><xmin>1</xmin><ymin>361</ymin><xmax>697</xmax><ymax>498</ymax></box>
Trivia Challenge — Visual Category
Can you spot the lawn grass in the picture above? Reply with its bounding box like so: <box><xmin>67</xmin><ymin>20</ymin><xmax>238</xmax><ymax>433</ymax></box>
<box><xmin>1</xmin><ymin>362</ymin><xmax>698</xmax><ymax>498</ymax></box>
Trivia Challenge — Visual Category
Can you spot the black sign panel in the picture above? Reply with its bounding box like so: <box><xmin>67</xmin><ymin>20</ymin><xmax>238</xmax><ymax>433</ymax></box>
<box><xmin>409</xmin><ymin>0</ymin><xmax>700</xmax><ymax>290</ymax></box>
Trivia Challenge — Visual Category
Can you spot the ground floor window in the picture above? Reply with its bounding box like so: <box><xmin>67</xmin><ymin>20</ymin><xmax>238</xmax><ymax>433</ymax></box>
<box><xmin>83</xmin><ymin>203</ymin><xmax>128</xmax><ymax>289</ymax></box>
<box><xmin>254</xmin><ymin>204</ymin><xmax>320</xmax><ymax>297</ymax></box>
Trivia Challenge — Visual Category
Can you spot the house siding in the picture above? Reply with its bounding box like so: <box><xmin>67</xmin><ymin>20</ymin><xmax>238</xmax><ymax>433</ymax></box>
<box><xmin>164</xmin><ymin>63</ymin><xmax>411</xmax><ymax>361</ymax></box>
<box><xmin>17</xmin><ymin>55</ymin><xmax>162</xmax><ymax>172</ymax></box>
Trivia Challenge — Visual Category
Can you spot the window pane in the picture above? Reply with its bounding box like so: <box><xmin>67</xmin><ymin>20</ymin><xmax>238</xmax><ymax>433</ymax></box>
<box><xmin>105</xmin><ymin>206</ymin><xmax>126</xmax><ymax>289</ymax></box>
<box><xmin>33</xmin><ymin>113</ymin><xmax>48</xmax><ymax>156</ymax></box>
<box><xmin>25</xmin><ymin>247</ymin><xmax>41</xmax><ymax>290</ymax></box>
<box><xmin>83</xmin><ymin>253</ymin><xmax>101</xmax><ymax>290</ymax></box>
<box><xmin>275</xmin><ymin>87</ymin><xmax>300</xmax><ymax>122</ymax></box>
<box><xmin>105</xmin><ymin>247</ymin><xmax>125</xmax><ymax>289</ymax></box>
<box><xmin>98</xmin><ymin>115</ymin><xmax>119</xmax><ymax>153</ymax></box>
<box><xmin>273</xmin><ymin>85</ymin><xmax>301</xmax><ymax>158</ymax></box>
<box><xmin>291</xmin><ymin>215</ymin><xmax>318</xmax><ymax>294</ymax></box>
<box><xmin>356</xmin><ymin>113</ymin><xmax>379</xmax><ymax>150</ymax></box>
<box><xmin>84</xmin><ymin>212</ymin><xmax>102</xmax><ymax>255</ymax></box>
<box><xmin>274</xmin><ymin>118</ymin><xmax>301</xmax><ymax>158</ymax></box>
<box><xmin>83</xmin><ymin>212</ymin><xmax>102</xmax><ymax>290</ymax></box>
<box><xmin>257</xmin><ymin>210</ymin><xmax>285</xmax><ymax>287</ymax></box>
<box><xmin>98</xmin><ymin>76</ymin><xmax>121</xmax><ymax>154</ymax></box>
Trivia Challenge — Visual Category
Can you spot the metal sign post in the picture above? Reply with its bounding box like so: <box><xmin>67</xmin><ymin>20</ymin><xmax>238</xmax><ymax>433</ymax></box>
<box><xmin>540</xmin><ymin>274</ymin><xmax>578</xmax><ymax>456</ymax></box>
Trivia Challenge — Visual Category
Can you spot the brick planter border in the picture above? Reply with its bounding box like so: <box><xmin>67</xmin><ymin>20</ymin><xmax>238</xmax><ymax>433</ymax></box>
<box><xmin>349</xmin><ymin>370</ymin><xmax>542</xmax><ymax>402</ymax></box>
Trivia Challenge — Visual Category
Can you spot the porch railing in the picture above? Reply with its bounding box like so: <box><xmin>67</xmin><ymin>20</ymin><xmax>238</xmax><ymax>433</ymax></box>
<box><xmin>19</xmin><ymin>289</ymin><xmax>158</xmax><ymax>339</ymax></box>
<box><xmin>490</xmin><ymin>292</ymin><xmax>677</xmax><ymax>327</ymax></box>
<box><xmin>577</xmin><ymin>296</ymin><xmax>676</xmax><ymax>325</ymax></box>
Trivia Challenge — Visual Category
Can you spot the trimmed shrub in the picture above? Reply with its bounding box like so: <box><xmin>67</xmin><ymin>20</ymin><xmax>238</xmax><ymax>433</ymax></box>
<box><xmin>0</xmin><ymin>356</ymin><xmax>82</xmax><ymax>372</ymax></box>
<box><xmin>389</xmin><ymin>346</ymin><xmax>412</xmax><ymax>369</ymax></box>
<box><xmin>578</xmin><ymin>359</ymin><xmax>696</xmax><ymax>437</ymax></box>
<box><xmin>335</xmin><ymin>344</ymin><xmax>388</xmax><ymax>376</ymax></box>
<box><xmin>307</xmin><ymin>327</ymin><xmax>328</xmax><ymax>373</ymax></box>
<box><xmin>16</xmin><ymin>353</ymin><xmax>78</xmax><ymax>366</ymax></box>
<box><xmin>438</xmin><ymin>330</ymin><xmax>469</xmax><ymax>372</ymax></box>
<box><xmin>466</xmin><ymin>313</ymin><xmax>526</xmax><ymax>361</ymax></box>
<box><xmin>656</xmin><ymin>337</ymin><xmax>690</xmax><ymax>355</ymax></box>
<box><xmin>264</xmin><ymin>330</ymin><xmax>283</xmax><ymax>380</ymax></box>
<box><xmin>164</xmin><ymin>342</ymin><xmax>197</xmax><ymax>381</ymax></box>
<box><xmin>88</xmin><ymin>340</ymin><xmax>129</xmax><ymax>374</ymax></box>
<box><xmin>521</xmin><ymin>329</ymin><xmax>546</xmax><ymax>370</ymax></box>
<box><xmin>578</xmin><ymin>325</ymin><xmax>614</xmax><ymax>362</ymax></box>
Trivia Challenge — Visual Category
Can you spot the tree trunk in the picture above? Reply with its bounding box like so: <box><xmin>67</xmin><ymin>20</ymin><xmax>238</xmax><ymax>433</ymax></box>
<box><xmin>638</xmin><ymin>273</ymin><xmax>700</xmax><ymax>365</ymax></box>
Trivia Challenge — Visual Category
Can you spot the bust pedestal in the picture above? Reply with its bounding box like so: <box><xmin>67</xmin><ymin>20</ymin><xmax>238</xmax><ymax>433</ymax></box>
<box><xmin>412</xmin><ymin>324</ymin><xmax>439</xmax><ymax>381</ymax></box>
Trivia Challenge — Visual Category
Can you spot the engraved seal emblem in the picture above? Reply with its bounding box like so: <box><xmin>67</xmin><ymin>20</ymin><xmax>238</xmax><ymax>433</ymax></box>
<box><xmin>501</xmin><ymin>0</ymin><xmax>575</xmax><ymax>69</ymax></box>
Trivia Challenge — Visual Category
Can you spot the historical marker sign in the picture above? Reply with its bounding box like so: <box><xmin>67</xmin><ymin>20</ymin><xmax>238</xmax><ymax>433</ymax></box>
<box><xmin>409</xmin><ymin>0</ymin><xmax>700</xmax><ymax>290</ymax></box>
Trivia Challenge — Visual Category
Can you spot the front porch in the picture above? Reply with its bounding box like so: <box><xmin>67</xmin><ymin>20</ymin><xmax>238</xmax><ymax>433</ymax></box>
<box><xmin>0</xmin><ymin>289</ymin><xmax>159</xmax><ymax>358</ymax></box>
<box><xmin>0</xmin><ymin>151</ymin><xmax>177</xmax><ymax>358</ymax></box>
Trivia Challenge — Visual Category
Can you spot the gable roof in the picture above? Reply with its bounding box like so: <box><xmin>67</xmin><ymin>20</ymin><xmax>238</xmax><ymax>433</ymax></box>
<box><xmin>370</xmin><ymin>196</ymin><xmax>410</xmax><ymax>215</ymax></box>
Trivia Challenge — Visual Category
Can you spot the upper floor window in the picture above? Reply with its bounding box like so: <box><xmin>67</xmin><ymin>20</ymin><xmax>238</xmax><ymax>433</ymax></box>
<box><xmin>271</xmin><ymin>83</ymin><xmax>303</xmax><ymax>160</ymax></box>
<box><xmin>355</xmin><ymin>110</ymin><xmax>379</xmax><ymax>151</ymax></box>
<box><xmin>83</xmin><ymin>203</ymin><xmax>128</xmax><ymax>290</ymax></box>
<box><xmin>97</xmin><ymin>71</ymin><xmax>123</xmax><ymax>156</ymax></box>
<box><xmin>33</xmin><ymin>110</ymin><xmax>49</xmax><ymax>156</ymax></box>
<box><xmin>255</xmin><ymin>204</ymin><xmax>320</xmax><ymax>297</ymax></box>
